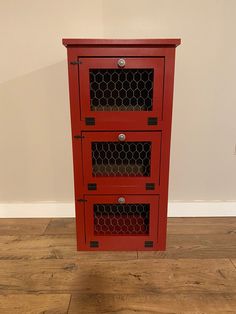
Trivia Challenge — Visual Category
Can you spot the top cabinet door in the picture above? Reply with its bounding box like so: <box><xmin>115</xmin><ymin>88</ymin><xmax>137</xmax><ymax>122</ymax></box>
<box><xmin>79</xmin><ymin>58</ymin><xmax>164</xmax><ymax>130</ymax></box>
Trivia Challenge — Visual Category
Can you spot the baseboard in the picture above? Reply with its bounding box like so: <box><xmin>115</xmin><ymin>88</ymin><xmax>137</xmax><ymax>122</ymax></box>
<box><xmin>0</xmin><ymin>201</ymin><xmax>235</xmax><ymax>218</ymax></box>
<box><xmin>167</xmin><ymin>202</ymin><xmax>236</xmax><ymax>217</ymax></box>
<box><xmin>0</xmin><ymin>203</ymin><xmax>75</xmax><ymax>218</ymax></box>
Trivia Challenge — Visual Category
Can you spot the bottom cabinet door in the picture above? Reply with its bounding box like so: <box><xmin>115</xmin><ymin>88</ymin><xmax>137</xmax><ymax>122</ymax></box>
<box><xmin>85</xmin><ymin>195</ymin><xmax>159</xmax><ymax>250</ymax></box>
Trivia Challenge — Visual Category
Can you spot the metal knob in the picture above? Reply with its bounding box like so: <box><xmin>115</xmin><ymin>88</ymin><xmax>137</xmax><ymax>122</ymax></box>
<box><xmin>118</xmin><ymin>197</ymin><xmax>125</xmax><ymax>204</ymax></box>
<box><xmin>117</xmin><ymin>58</ymin><xmax>125</xmax><ymax>68</ymax></box>
<box><xmin>118</xmin><ymin>133</ymin><xmax>126</xmax><ymax>141</ymax></box>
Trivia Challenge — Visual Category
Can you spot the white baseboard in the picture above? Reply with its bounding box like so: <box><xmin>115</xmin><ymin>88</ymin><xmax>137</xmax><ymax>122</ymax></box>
<box><xmin>167</xmin><ymin>202</ymin><xmax>236</xmax><ymax>217</ymax></box>
<box><xmin>0</xmin><ymin>201</ymin><xmax>235</xmax><ymax>218</ymax></box>
<box><xmin>0</xmin><ymin>203</ymin><xmax>75</xmax><ymax>218</ymax></box>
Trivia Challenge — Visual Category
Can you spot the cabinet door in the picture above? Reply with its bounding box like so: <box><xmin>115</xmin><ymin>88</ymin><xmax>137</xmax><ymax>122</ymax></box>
<box><xmin>82</xmin><ymin>131</ymin><xmax>161</xmax><ymax>193</ymax></box>
<box><xmin>79</xmin><ymin>58</ymin><xmax>164</xmax><ymax>129</ymax></box>
<box><xmin>85</xmin><ymin>195</ymin><xmax>159</xmax><ymax>250</ymax></box>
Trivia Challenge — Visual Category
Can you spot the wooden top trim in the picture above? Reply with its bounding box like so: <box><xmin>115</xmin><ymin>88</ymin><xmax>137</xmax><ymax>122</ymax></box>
<box><xmin>62</xmin><ymin>38</ymin><xmax>181</xmax><ymax>48</ymax></box>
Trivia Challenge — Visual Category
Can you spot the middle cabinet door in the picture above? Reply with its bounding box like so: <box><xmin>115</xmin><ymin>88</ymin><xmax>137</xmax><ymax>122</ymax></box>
<box><xmin>82</xmin><ymin>131</ymin><xmax>161</xmax><ymax>193</ymax></box>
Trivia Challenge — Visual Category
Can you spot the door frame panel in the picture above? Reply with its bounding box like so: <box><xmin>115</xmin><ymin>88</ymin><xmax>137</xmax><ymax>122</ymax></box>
<box><xmin>81</xmin><ymin>131</ymin><xmax>161</xmax><ymax>194</ymax></box>
<box><xmin>85</xmin><ymin>194</ymin><xmax>159</xmax><ymax>250</ymax></box>
<box><xmin>79</xmin><ymin>57</ymin><xmax>164</xmax><ymax>129</ymax></box>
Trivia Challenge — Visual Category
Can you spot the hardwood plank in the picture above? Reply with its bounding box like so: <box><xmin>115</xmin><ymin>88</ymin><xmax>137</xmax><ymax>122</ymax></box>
<box><xmin>0</xmin><ymin>232</ymin><xmax>235</xmax><ymax>261</ymax></box>
<box><xmin>68</xmin><ymin>293</ymin><xmax>236</xmax><ymax>314</ymax></box>
<box><xmin>0</xmin><ymin>235</ymin><xmax>76</xmax><ymax>260</ymax></box>
<box><xmin>0</xmin><ymin>294</ymin><xmax>71</xmax><ymax>314</ymax></box>
<box><xmin>139</xmin><ymin>234</ymin><xmax>236</xmax><ymax>259</ymax></box>
<box><xmin>168</xmin><ymin>217</ymin><xmax>236</xmax><ymax>235</ymax></box>
<box><xmin>44</xmin><ymin>218</ymin><xmax>75</xmax><ymax>235</ymax></box>
<box><xmin>0</xmin><ymin>259</ymin><xmax>235</xmax><ymax>294</ymax></box>
<box><xmin>1</xmin><ymin>218</ymin><xmax>235</xmax><ymax>237</ymax></box>
<box><xmin>231</xmin><ymin>259</ymin><xmax>236</xmax><ymax>269</ymax></box>
<box><xmin>43</xmin><ymin>217</ymin><xmax>236</xmax><ymax>237</ymax></box>
<box><xmin>0</xmin><ymin>235</ymin><xmax>137</xmax><ymax>261</ymax></box>
<box><xmin>76</xmin><ymin>251</ymin><xmax>137</xmax><ymax>262</ymax></box>
<box><xmin>0</xmin><ymin>233</ymin><xmax>235</xmax><ymax>261</ymax></box>
<box><xmin>0</xmin><ymin>218</ymin><xmax>50</xmax><ymax>235</ymax></box>
<box><xmin>168</xmin><ymin>217</ymin><xmax>236</xmax><ymax>225</ymax></box>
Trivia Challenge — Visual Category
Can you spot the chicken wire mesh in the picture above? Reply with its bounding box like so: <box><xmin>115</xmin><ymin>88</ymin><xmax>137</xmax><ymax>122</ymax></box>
<box><xmin>93</xmin><ymin>203</ymin><xmax>150</xmax><ymax>235</ymax></box>
<box><xmin>89</xmin><ymin>69</ymin><xmax>153</xmax><ymax>111</ymax></box>
<box><xmin>92</xmin><ymin>142</ymin><xmax>151</xmax><ymax>177</ymax></box>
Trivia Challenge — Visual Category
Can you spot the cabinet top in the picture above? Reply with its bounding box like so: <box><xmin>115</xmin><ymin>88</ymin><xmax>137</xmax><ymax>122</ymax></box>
<box><xmin>62</xmin><ymin>38</ymin><xmax>181</xmax><ymax>47</ymax></box>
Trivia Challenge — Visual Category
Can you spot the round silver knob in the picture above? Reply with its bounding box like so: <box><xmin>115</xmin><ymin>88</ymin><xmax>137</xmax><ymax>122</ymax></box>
<box><xmin>117</xmin><ymin>58</ymin><xmax>125</xmax><ymax>68</ymax></box>
<box><xmin>118</xmin><ymin>197</ymin><xmax>125</xmax><ymax>204</ymax></box>
<box><xmin>118</xmin><ymin>133</ymin><xmax>126</xmax><ymax>141</ymax></box>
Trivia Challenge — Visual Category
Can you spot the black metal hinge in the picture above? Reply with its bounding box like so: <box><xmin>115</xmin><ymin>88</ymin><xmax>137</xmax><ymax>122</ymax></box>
<box><xmin>146</xmin><ymin>183</ymin><xmax>155</xmax><ymax>190</ymax></box>
<box><xmin>148</xmin><ymin>117</ymin><xmax>158</xmax><ymax>125</ymax></box>
<box><xmin>144</xmin><ymin>241</ymin><xmax>153</xmax><ymax>248</ymax></box>
<box><xmin>77</xmin><ymin>199</ymin><xmax>87</xmax><ymax>203</ymax></box>
<box><xmin>70</xmin><ymin>60</ymin><xmax>82</xmax><ymax>65</ymax></box>
<box><xmin>88</xmin><ymin>183</ymin><xmax>97</xmax><ymax>190</ymax></box>
<box><xmin>85</xmin><ymin>117</ymin><xmax>95</xmax><ymax>125</ymax></box>
<box><xmin>90</xmin><ymin>241</ymin><xmax>99</xmax><ymax>248</ymax></box>
<box><xmin>74</xmin><ymin>135</ymin><xmax>85</xmax><ymax>139</ymax></box>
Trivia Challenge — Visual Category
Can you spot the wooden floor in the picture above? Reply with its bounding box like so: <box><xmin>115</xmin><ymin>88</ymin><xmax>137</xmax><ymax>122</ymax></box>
<box><xmin>0</xmin><ymin>218</ymin><xmax>236</xmax><ymax>313</ymax></box>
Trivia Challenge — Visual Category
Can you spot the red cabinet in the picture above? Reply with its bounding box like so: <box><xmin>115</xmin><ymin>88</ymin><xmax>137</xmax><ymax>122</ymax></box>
<box><xmin>63</xmin><ymin>38</ymin><xmax>180</xmax><ymax>251</ymax></box>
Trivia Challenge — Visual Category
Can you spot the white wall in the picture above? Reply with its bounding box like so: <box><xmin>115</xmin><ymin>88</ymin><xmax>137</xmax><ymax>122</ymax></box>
<box><xmin>0</xmin><ymin>0</ymin><xmax>236</xmax><ymax>216</ymax></box>
<box><xmin>102</xmin><ymin>0</ymin><xmax>236</xmax><ymax>201</ymax></box>
<box><xmin>0</xmin><ymin>0</ymin><xmax>104</xmax><ymax>202</ymax></box>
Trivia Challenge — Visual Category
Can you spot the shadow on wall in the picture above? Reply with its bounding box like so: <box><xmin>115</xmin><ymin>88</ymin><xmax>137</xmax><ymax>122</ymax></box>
<box><xmin>0</xmin><ymin>61</ymin><xmax>74</xmax><ymax>202</ymax></box>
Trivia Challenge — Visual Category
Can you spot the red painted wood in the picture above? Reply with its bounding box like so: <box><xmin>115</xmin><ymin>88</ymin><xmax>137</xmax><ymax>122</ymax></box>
<box><xmin>62</xmin><ymin>38</ymin><xmax>181</xmax><ymax>47</ymax></box>
<box><xmin>79</xmin><ymin>57</ymin><xmax>164</xmax><ymax>129</ymax></box>
<box><xmin>158</xmin><ymin>48</ymin><xmax>177</xmax><ymax>250</ymax></box>
<box><xmin>63</xmin><ymin>38</ymin><xmax>180</xmax><ymax>251</ymax></box>
<box><xmin>85</xmin><ymin>195</ymin><xmax>159</xmax><ymax>251</ymax></box>
<box><xmin>81</xmin><ymin>131</ymin><xmax>161</xmax><ymax>194</ymax></box>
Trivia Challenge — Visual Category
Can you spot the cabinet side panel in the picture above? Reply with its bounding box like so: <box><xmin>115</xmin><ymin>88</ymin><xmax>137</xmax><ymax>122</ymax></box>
<box><xmin>158</xmin><ymin>48</ymin><xmax>176</xmax><ymax>250</ymax></box>
<box><xmin>66</xmin><ymin>48</ymin><xmax>85</xmax><ymax>248</ymax></box>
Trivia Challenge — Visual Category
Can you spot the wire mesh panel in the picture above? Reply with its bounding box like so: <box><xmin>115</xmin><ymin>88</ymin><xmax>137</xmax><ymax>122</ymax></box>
<box><xmin>92</xmin><ymin>142</ymin><xmax>151</xmax><ymax>177</ymax></box>
<box><xmin>90</xmin><ymin>69</ymin><xmax>153</xmax><ymax>111</ymax></box>
<box><xmin>94</xmin><ymin>203</ymin><xmax>150</xmax><ymax>235</ymax></box>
